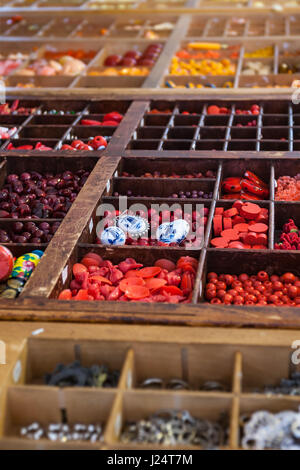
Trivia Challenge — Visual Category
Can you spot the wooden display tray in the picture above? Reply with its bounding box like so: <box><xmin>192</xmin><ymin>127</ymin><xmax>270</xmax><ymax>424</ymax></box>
<box><xmin>1</xmin><ymin>9</ymin><xmax>300</xmax><ymax>92</ymax></box>
<box><xmin>0</xmin><ymin>95</ymin><xmax>299</xmax><ymax>329</ymax></box>
<box><xmin>0</xmin><ymin>0</ymin><xmax>192</xmax><ymax>12</ymax></box>
<box><xmin>0</xmin><ymin>322</ymin><xmax>300</xmax><ymax>449</ymax></box>
<box><xmin>1</xmin><ymin>0</ymin><xmax>300</xmax><ymax>12</ymax></box>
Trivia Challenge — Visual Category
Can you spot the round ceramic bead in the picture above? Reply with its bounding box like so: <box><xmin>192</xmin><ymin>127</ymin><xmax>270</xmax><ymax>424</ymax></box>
<box><xmin>100</xmin><ymin>226</ymin><xmax>126</xmax><ymax>246</ymax></box>
<box><xmin>156</xmin><ymin>219</ymin><xmax>190</xmax><ymax>244</ymax></box>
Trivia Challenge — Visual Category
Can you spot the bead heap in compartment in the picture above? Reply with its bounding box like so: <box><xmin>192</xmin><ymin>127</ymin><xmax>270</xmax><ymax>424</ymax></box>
<box><xmin>0</xmin><ymin>98</ymin><xmax>130</xmax><ymax>151</ymax></box>
<box><xmin>127</xmin><ymin>99</ymin><xmax>298</xmax><ymax>151</ymax></box>
<box><xmin>163</xmin><ymin>39</ymin><xmax>300</xmax><ymax>89</ymax></box>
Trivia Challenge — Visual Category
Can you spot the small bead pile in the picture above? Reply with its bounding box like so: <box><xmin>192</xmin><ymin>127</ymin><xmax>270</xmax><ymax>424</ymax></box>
<box><xmin>244</xmin><ymin>46</ymin><xmax>274</xmax><ymax>58</ymax></box>
<box><xmin>242</xmin><ymin>410</ymin><xmax>300</xmax><ymax>450</ymax></box>
<box><xmin>80</xmin><ymin>112</ymin><xmax>123</xmax><ymax>127</ymax></box>
<box><xmin>205</xmin><ymin>271</ymin><xmax>300</xmax><ymax>306</ymax></box>
<box><xmin>99</xmin><ymin>207</ymin><xmax>208</xmax><ymax>248</ymax></box>
<box><xmin>165</xmin><ymin>80</ymin><xmax>233</xmax><ymax>89</ymax></box>
<box><xmin>222</xmin><ymin>170</ymin><xmax>269</xmax><ymax>200</ymax></box>
<box><xmin>0</xmin><ymin>56</ymin><xmax>26</xmax><ymax>76</ymax></box>
<box><xmin>121</xmin><ymin>170</ymin><xmax>215</xmax><ymax>179</ymax></box>
<box><xmin>0</xmin><ymin>169</ymin><xmax>90</xmax><ymax>219</ymax></box>
<box><xmin>0</xmin><ymin>99</ymin><xmax>36</xmax><ymax>115</ymax></box>
<box><xmin>275</xmin><ymin>175</ymin><xmax>300</xmax><ymax>201</ymax></box>
<box><xmin>90</xmin><ymin>44</ymin><xmax>162</xmax><ymax>77</ymax></box>
<box><xmin>235</xmin><ymin>120</ymin><xmax>257</xmax><ymax>127</ymax></box>
<box><xmin>175</xmin><ymin>45</ymin><xmax>239</xmax><ymax>61</ymax></box>
<box><xmin>113</xmin><ymin>189</ymin><xmax>212</xmax><ymax>199</ymax></box>
<box><xmin>260</xmin><ymin>371</ymin><xmax>300</xmax><ymax>396</ymax></box>
<box><xmin>279</xmin><ymin>62</ymin><xmax>300</xmax><ymax>74</ymax></box>
<box><xmin>89</xmin><ymin>67</ymin><xmax>149</xmax><ymax>77</ymax></box>
<box><xmin>45</xmin><ymin>361</ymin><xmax>120</xmax><ymax>388</ymax></box>
<box><xmin>242</xmin><ymin>61</ymin><xmax>272</xmax><ymax>75</ymax></box>
<box><xmin>121</xmin><ymin>410</ymin><xmax>226</xmax><ymax>447</ymax></box>
<box><xmin>6</xmin><ymin>136</ymin><xmax>108</xmax><ymax>152</ymax></box>
<box><xmin>20</xmin><ymin>56</ymin><xmax>87</xmax><ymax>77</ymax></box>
<box><xmin>275</xmin><ymin>219</ymin><xmax>300</xmax><ymax>251</ymax></box>
<box><xmin>206</xmin><ymin>104</ymin><xmax>260</xmax><ymax>115</ymax></box>
<box><xmin>20</xmin><ymin>422</ymin><xmax>103</xmax><ymax>443</ymax></box>
<box><xmin>59</xmin><ymin>254</ymin><xmax>197</xmax><ymax>303</ymax></box>
<box><xmin>0</xmin><ymin>221</ymin><xmax>60</xmax><ymax>244</ymax></box>
<box><xmin>211</xmin><ymin>201</ymin><xmax>269</xmax><ymax>250</ymax></box>
<box><xmin>104</xmin><ymin>44</ymin><xmax>162</xmax><ymax>68</ymax></box>
<box><xmin>170</xmin><ymin>56</ymin><xmax>236</xmax><ymax>76</ymax></box>
<box><xmin>170</xmin><ymin>190</ymin><xmax>213</xmax><ymax>199</ymax></box>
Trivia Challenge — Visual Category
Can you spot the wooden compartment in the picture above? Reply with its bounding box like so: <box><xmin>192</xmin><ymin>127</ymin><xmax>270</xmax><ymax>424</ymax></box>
<box><xmin>111</xmin><ymin>176</ymin><xmax>215</xmax><ymax>198</ymax></box>
<box><xmin>207</xmin><ymin>200</ymin><xmax>271</xmax><ymax>251</ymax></box>
<box><xmin>80</xmin><ymin>197</ymin><xmax>210</xmax><ymax>249</ymax></box>
<box><xmin>2</xmin><ymin>385</ymin><xmax>115</xmax><ymax>449</ymax></box>
<box><xmin>50</xmin><ymin>245</ymin><xmax>201</xmax><ymax>300</ymax></box>
<box><xmin>125</xmin><ymin>344</ymin><xmax>237</xmax><ymax>392</ymax></box>
<box><xmin>24</xmin><ymin>337</ymin><xmax>130</xmax><ymax>387</ymax></box>
<box><xmin>274</xmin><ymin>202</ymin><xmax>300</xmax><ymax>250</ymax></box>
<box><xmin>0</xmin><ymin>154</ymin><xmax>98</xmax><ymax>297</ymax></box>
<box><xmin>220</xmin><ymin>159</ymin><xmax>272</xmax><ymax>200</ymax></box>
<box><xmin>200</xmin><ymin>250</ymin><xmax>300</xmax><ymax>306</ymax></box>
<box><xmin>118</xmin><ymin>156</ymin><xmax>219</xmax><ymax>177</ymax></box>
<box><xmin>0</xmin><ymin>155</ymin><xmax>98</xmax><ymax>184</ymax></box>
<box><xmin>106</xmin><ymin>391</ymin><xmax>232</xmax><ymax>449</ymax></box>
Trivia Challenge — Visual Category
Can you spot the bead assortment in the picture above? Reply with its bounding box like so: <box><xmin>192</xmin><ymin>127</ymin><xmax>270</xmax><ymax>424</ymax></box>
<box><xmin>242</xmin><ymin>411</ymin><xmax>300</xmax><ymax>450</ymax></box>
<box><xmin>98</xmin><ymin>207</ymin><xmax>208</xmax><ymax>248</ymax></box>
<box><xmin>58</xmin><ymin>254</ymin><xmax>197</xmax><ymax>302</ymax></box>
<box><xmin>205</xmin><ymin>271</ymin><xmax>300</xmax><ymax>306</ymax></box>
<box><xmin>0</xmin><ymin>100</ymin><xmax>127</xmax><ymax>152</ymax></box>
<box><xmin>128</xmin><ymin>100</ymin><xmax>297</xmax><ymax>151</ymax></box>
<box><xmin>20</xmin><ymin>422</ymin><xmax>103</xmax><ymax>443</ymax></box>
<box><xmin>45</xmin><ymin>361</ymin><xmax>120</xmax><ymax>388</ymax></box>
<box><xmin>275</xmin><ymin>219</ymin><xmax>300</xmax><ymax>251</ymax></box>
<box><xmin>121</xmin><ymin>410</ymin><xmax>227</xmax><ymax>447</ymax></box>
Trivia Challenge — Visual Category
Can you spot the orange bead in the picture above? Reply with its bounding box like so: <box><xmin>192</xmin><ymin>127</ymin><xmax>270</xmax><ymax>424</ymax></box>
<box><xmin>208</xmin><ymin>272</ymin><xmax>218</xmax><ymax>279</ymax></box>
<box><xmin>224</xmin><ymin>274</ymin><xmax>234</xmax><ymax>285</ymax></box>
<box><xmin>217</xmin><ymin>289</ymin><xmax>226</xmax><ymax>300</ymax></box>
<box><xmin>232</xmin><ymin>280</ymin><xmax>243</xmax><ymax>288</ymax></box>
<box><xmin>206</xmin><ymin>289</ymin><xmax>217</xmax><ymax>300</ymax></box>
<box><xmin>210</xmin><ymin>298</ymin><xmax>222</xmax><ymax>304</ymax></box>
<box><xmin>272</xmin><ymin>281</ymin><xmax>283</xmax><ymax>291</ymax></box>
<box><xmin>234</xmin><ymin>295</ymin><xmax>244</xmax><ymax>304</ymax></box>
<box><xmin>281</xmin><ymin>273</ymin><xmax>296</xmax><ymax>283</ymax></box>
<box><xmin>224</xmin><ymin>294</ymin><xmax>233</xmax><ymax>304</ymax></box>
<box><xmin>206</xmin><ymin>282</ymin><xmax>217</xmax><ymax>290</ymax></box>
<box><xmin>257</xmin><ymin>271</ymin><xmax>269</xmax><ymax>281</ymax></box>
<box><xmin>216</xmin><ymin>281</ymin><xmax>227</xmax><ymax>290</ymax></box>
<box><xmin>288</xmin><ymin>286</ymin><xmax>298</xmax><ymax>299</ymax></box>
<box><xmin>228</xmin><ymin>289</ymin><xmax>238</xmax><ymax>297</ymax></box>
